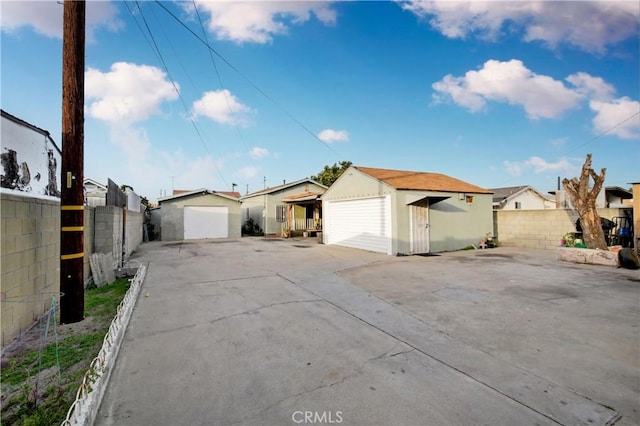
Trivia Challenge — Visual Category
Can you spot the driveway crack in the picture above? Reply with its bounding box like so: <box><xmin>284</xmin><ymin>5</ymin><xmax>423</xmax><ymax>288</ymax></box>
<box><xmin>136</xmin><ymin>299</ymin><xmax>322</xmax><ymax>339</ymax></box>
<box><xmin>227</xmin><ymin>345</ymin><xmax>405</xmax><ymax>426</ymax></box>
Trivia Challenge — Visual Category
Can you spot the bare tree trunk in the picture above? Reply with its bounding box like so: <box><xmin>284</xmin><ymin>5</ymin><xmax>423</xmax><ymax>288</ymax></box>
<box><xmin>562</xmin><ymin>154</ymin><xmax>608</xmax><ymax>250</ymax></box>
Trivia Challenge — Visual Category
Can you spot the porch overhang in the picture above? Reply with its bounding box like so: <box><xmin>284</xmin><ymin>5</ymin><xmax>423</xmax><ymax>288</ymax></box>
<box><xmin>282</xmin><ymin>191</ymin><xmax>323</xmax><ymax>204</ymax></box>
<box><xmin>406</xmin><ymin>195</ymin><xmax>451</xmax><ymax>206</ymax></box>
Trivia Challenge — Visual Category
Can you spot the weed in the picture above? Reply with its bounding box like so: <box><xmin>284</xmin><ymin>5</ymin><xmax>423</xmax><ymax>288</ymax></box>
<box><xmin>1</xmin><ymin>278</ymin><xmax>131</xmax><ymax>425</ymax></box>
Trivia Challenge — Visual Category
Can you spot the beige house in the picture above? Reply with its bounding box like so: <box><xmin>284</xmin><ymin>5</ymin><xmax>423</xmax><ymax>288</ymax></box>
<box><xmin>240</xmin><ymin>178</ymin><xmax>327</xmax><ymax>235</ymax></box>
<box><xmin>158</xmin><ymin>189</ymin><xmax>242</xmax><ymax>240</ymax></box>
<box><xmin>491</xmin><ymin>185</ymin><xmax>555</xmax><ymax>210</ymax></box>
<box><xmin>322</xmin><ymin>166</ymin><xmax>493</xmax><ymax>255</ymax></box>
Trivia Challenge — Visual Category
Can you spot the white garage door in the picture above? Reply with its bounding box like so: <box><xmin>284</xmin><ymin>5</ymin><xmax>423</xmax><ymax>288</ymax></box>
<box><xmin>325</xmin><ymin>196</ymin><xmax>392</xmax><ymax>254</ymax></box>
<box><xmin>184</xmin><ymin>206</ymin><xmax>228</xmax><ymax>239</ymax></box>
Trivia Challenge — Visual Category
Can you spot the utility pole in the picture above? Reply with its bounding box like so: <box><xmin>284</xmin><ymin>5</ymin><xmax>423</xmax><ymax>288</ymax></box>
<box><xmin>60</xmin><ymin>0</ymin><xmax>86</xmax><ymax>324</ymax></box>
<box><xmin>263</xmin><ymin>176</ymin><xmax>267</xmax><ymax>235</ymax></box>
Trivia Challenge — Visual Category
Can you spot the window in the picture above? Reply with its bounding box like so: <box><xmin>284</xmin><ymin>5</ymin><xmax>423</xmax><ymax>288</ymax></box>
<box><xmin>515</xmin><ymin>201</ymin><xmax>522</xmax><ymax>210</ymax></box>
<box><xmin>465</xmin><ymin>195</ymin><xmax>474</xmax><ymax>204</ymax></box>
<box><xmin>276</xmin><ymin>205</ymin><xmax>287</xmax><ymax>222</ymax></box>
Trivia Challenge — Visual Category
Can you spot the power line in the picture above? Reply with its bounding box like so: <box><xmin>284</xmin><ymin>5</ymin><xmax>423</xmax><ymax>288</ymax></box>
<box><xmin>491</xmin><ymin>111</ymin><xmax>640</xmax><ymax>188</ymax></box>
<box><xmin>153</xmin><ymin>0</ymin><xmax>340</xmax><ymax>156</ymax></box>
<box><xmin>191</xmin><ymin>0</ymin><xmax>258</xmax><ymax>173</ymax></box>
<box><xmin>567</xmin><ymin>111</ymin><xmax>639</xmax><ymax>153</ymax></box>
<box><xmin>131</xmin><ymin>1</ymin><xmax>229</xmax><ymax>188</ymax></box>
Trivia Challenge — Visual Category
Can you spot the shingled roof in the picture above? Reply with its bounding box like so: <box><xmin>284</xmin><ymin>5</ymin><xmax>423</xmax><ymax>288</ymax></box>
<box><xmin>489</xmin><ymin>185</ymin><xmax>529</xmax><ymax>203</ymax></box>
<box><xmin>355</xmin><ymin>166</ymin><xmax>492</xmax><ymax>194</ymax></box>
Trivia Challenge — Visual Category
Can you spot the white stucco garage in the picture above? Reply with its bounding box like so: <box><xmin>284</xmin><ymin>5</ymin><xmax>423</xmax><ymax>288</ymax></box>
<box><xmin>322</xmin><ymin>166</ymin><xmax>493</xmax><ymax>255</ymax></box>
<box><xmin>159</xmin><ymin>189</ymin><xmax>241</xmax><ymax>241</ymax></box>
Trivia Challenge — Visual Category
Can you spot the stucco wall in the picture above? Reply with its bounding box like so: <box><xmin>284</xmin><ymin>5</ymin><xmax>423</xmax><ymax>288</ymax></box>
<box><xmin>241</xmin><ymin>195</ymin><xmax>266</xmax><ymax>234</ymax></box>
<box><xmin>419</xmin><ymin>192</ymin><xmax>492</xmax><ymax>253</ymax></box>
<box><xmin>161</xmin><ymin>193</ymin><xmax>241</xmax><ymax>241</ymax></box>
<box><xmin>243</xmin><ymin>182</ymin><xmax>326</xmax><ymax>235</ymax></box>
<box><xmin>494</xmin><ymin>207</ymin><xmax>629</xmax><ymax>250</ymax></box>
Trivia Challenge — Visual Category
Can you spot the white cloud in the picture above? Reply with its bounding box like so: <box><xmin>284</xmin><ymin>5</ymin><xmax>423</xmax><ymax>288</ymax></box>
<box><xmin>566</xmin><ymin>72</ymin><xmax>616</xmax><ymax>101</ymax></box>
<box><xmin>189</xmin><ymin>1</ymin><xmax>337</xmax><ymax>44</ymax></box>
<box><xmin>0</xmin><ymin>0</ymin><xmax>123</xmax><ymax>42</ymax></box>
<box><xmin>432</xmin><ymin>59</ymin><xmax>581</xmax><ymax>119</ymax></box>
<box><xmin>237</xmin><ymin>166</ymin><xmax>258</xmax><ymax>180</ymax></box>
<box><xmin>504</xmin><ymin>156</ymin><xmax>577</xmax><ymax>177</ymax></box>
<box><xmin>432</xmin><ymin>60</ymin><xmax>639</xmax><ymax>137</ymax></box>
<box><xmin>250</xmin><ymin>146</ymin><xmax>270</xmax><ymax>160</ymax></box>
<box><xmin>525</xmin><ymin>156</ymin><xmax>575</xmax><ymax>174</ymax></box>
<box><xmin>317</xmin><ymin>129</ymin><xmax>349</xmax><ymax>143</ymax></box>
<box><xmin>192</xmin><ymin>90</ymin><xmax>253</xmax><ymax>126</ymax></box>
<box><xmin>590</xmin><ymin>97</ymin><xmax>640</xmax><ymax>140</ymax></box>
<box><xmin>86</xmin><ymin>62</ymin><xmax>179</xmax><ymax>124</ymax></box>
<box><xmin>400</xmin><ymin>1</ymin><xmax>639</xmax><ymax>53</ymax></box>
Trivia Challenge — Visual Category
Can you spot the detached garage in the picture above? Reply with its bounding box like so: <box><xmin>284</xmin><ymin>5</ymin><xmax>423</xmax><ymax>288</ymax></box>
<box><xmin>159</xmin><ymin>189</ymin><xmax>242</xmax><ymax>241</ymax></box>
<box><xmin>322</xmin><ymin>166</ymin><xmax>493</xmax><ymax>255</ymax></box>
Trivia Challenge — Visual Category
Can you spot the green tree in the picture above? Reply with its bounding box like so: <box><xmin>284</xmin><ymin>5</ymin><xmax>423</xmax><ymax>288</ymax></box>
<box><xmin>311</xmin><ymin>161</ymin><xmax>352</xmax><ymax>187</ymax></box>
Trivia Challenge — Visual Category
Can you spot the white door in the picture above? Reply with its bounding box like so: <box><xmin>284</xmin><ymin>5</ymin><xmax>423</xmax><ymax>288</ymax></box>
<box><xmin>184</xmin><ymin>206</ymin><xmax>228</xmax><ymax>239</ymax></box>
<box><xmin>325</xmin><ymin>196</ymin><xmax>392</xmax><ymax>254</ymax></box>
<box><xmin>410</xmin><ymin>205</ymin><xmax>430</xmax><ymax>254</ymax></box>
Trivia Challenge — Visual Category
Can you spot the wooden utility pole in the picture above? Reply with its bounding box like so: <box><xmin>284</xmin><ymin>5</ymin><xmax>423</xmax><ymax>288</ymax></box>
<box><xmin>60</xmin><ymin>0</ymin><xmax>86</xmax><ymax>323</ymax></box>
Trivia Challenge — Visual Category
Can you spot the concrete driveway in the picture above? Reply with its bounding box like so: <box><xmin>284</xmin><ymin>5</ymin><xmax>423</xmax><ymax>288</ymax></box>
<box><xmin>96</xmin><ymin>239</ymin><xmax>639</xmax><ymax>426</ymax></box>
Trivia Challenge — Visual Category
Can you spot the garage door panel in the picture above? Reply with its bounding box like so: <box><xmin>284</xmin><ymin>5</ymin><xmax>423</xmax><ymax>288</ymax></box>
<box><xmin>184</xmin><ymin>206</ymin><xmax>228</xmax><ymax>239</ymax></box>
<box><xmin>325</xmin><ymin>197</ymin><xmax>391</xmax><ymax>254</ymax></box>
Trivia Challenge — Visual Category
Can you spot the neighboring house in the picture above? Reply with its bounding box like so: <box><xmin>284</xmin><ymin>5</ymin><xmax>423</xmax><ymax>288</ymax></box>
<box><xmin>1</xmin><ymin>109</ymin><xmax>61</xmax><ymax>198</ymax></box>
<box><xmin>84</xmin><ymin>178</ymin><xmax>107</xmax><ymax>207</ymax></box>
<box><xmin>240</xmin><ymin>178</ymin><xmax>327</xmax><ymax>235</ymax></box>
<box><xmin>491</xmin><ymin>185</ymin><xmax>555</xmax><ymax>210</ymax></box>
<box><xmin>158</xmin><ymin>189</ymin><xmax>242</xmax><ymax>240</ymax></box>
<box><xmin>282</xmin><ymin>191</ymin><xmax>324</xmax><ymax>234</ymax></box>
<box><xmin>551</xmin><ymin>186</ymin><xmax>633</xmax><ymax>209</ymax></box>
<box><xmin>601</xmin><ymin>186</ymin><xmax>633</xmax><ymax>208</ymax></box>
<box><xmin>322</xmin><ymin>166</ymin><xmax>493</xmax><ymax>255</ymax></box>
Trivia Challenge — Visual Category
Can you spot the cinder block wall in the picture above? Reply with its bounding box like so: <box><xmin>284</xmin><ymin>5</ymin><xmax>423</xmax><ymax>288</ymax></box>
<box><xmin>1</xmin><ymin>198</ymin><xmax>142</xmax><ymax>346</ymax></box>
<box><xmin>83</xmin><ymin>206</ymin><xmax>95</xmax><ymax>283</ymax></box>
<box><xmin>1</xmin><ymin>194</ymin><xmax>60</xmax><ymax>347</ymax></box>
<box><xmin>94</xmin><ymin>206</ymin><xmax>123</xmax><ymax>268</ymax></box>
<box><xmin>494</xmin><ymin>208</ymin><xmax>628</xmax><ymax>250</ymax></box>
<box><xmin>125</xmin><ymin>211</ymin><xmax>143</xmax><ymax>258</ymax></box>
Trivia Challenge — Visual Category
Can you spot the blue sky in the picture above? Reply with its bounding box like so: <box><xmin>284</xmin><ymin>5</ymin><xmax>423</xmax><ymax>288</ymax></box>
<box><xmin>2</xmin><ymin>1</ymin><xmax>638</xmax><ymax>202</ymax></box>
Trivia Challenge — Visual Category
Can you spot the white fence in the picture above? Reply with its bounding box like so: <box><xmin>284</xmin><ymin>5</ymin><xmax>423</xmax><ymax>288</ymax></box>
<box><xmin>292</xmin><ymin>218</ymin><xmax>321</xmax><ymax>230</ymax></box>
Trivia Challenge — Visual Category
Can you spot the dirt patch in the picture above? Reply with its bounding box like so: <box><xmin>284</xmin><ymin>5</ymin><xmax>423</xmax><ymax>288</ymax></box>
<box><xmin>1</xmin><ymin>316</ymin><xmax>99</xmax><ymax>364</ymax></box>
